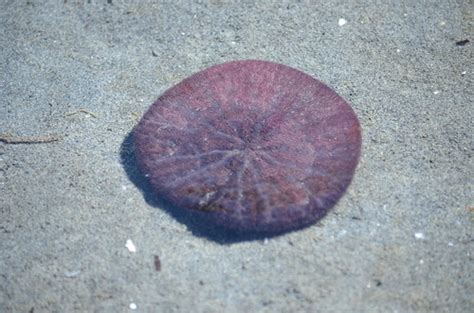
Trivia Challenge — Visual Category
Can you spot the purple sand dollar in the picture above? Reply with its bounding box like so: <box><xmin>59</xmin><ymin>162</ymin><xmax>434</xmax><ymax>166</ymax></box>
<box><xmin>134</xmin><ymin>60</ymin><xmax>361</xmax><ymax>233</ymax></box>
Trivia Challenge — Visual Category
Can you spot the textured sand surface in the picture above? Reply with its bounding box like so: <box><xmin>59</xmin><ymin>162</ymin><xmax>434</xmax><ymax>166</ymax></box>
<box><xmin>1</xmin><ymin>1</ymin><xmax>472</xmax><ymax>312</ymax></box>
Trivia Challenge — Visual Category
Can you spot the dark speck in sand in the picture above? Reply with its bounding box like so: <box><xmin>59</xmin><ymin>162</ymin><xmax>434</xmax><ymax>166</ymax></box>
<box><xmin>154</xmin><ymin>255</ymin><xmax>161</xmax><ymax>271</ymax></box>
<box><xmin>455</xmin><ymin>39</ymin><xmax>469</xmax><ymax>46</ymax></box>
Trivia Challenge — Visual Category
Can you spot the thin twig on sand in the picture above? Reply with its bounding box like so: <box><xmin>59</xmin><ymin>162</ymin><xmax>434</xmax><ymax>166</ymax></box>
<box><xmin>65</xmin><ymin>108</ymin><xmax>98</xmax><ymax>118</ymax></box>
<box><xmin>0</xmin><ymin>133</ymin><xmax>61</xmax><ymax>144</ymax></box>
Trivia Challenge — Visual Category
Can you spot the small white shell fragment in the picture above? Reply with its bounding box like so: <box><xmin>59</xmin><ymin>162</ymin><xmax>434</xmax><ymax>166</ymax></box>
<box><xmin>338</xmin><ymin>18</ymin><xmax>347</xmax><ymax>26</ymax></box>
<box><xmin>64</xmin><ymin>270</ymin><xmax>81</xmax><ymax>278</ymax></box>
<box><xmin>126</xmin><ymin>239</ymin><xmax>137</xmax><ymax>252</ymax></box>
<box><xmin>414</xmin><ymin>232</ymin><xmax>425</xmax><ymax>239</ymax></box>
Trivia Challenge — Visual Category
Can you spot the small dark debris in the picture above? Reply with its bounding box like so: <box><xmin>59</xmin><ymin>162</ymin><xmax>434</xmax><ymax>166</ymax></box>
<box><xmin>351</xmin><ymin>216</ymin><xmax>362</xmax><ymax>220</ymax></box>
<box><xmin>107</xmin><ymin>0</ymin><xmax>113</xmax><ymax>4</ymax></box>
<box><xmin>262</xmin><ymin>300</ymin><xmax>273</xmax><ymax>306</ymax></box>
<box><xmin>152</xmin><ymin>50</ymin><xmax>158</xmax><ymax>57</ymax></box>
<box><xmin>29</xmin><ymin>308</ymin><xmax>34</xmax><ymax>313</ymax></box>
<box><xmin>375</xmin><ymin>279</ymin><xmax>382</xmax><ymax>287</ymax></box>
<box><xmin>199</xmin><ymin>280</ymin><xmax>204</xmax><ymax>286</ymax></box>
<box><xmin>456</xmin><ymin>39</ymin><xmax>469</xmax><ymax>46</ymax></box>
<box><xmin>154</xmin><ymin>255</ymin><xmax>161</xmax><ymax>271</ymax></box>
<box><xmin>96</xmin><ymin>293</ymin><xmax>113</xmax><ymax>300</ymax></box>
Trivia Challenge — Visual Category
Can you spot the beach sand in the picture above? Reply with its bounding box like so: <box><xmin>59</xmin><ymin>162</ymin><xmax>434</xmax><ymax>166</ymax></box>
<box><xmin>1</xmin><ymin>1</ymin><xmax>472</xmax><ymax>312</ymax></box>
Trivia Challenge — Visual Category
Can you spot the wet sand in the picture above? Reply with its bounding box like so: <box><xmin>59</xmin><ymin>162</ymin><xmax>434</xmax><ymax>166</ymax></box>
<box><xmin>1</xmin><ymin>1</ymin><xmax>472</xmax><ymax>312</ymax></box>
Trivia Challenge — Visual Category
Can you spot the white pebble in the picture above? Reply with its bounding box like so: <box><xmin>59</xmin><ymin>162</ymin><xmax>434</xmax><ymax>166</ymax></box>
<box><xmin>130</xmin><ymin>303</ymin><xmax>137</xmax><ymax>310</ymax></box>
<box><xmin>338</xmin><ymin>18</ymin><xmax>347</xmax><ymax>26</ymax></box>
<box><xmin>414</xmin><ymin>232</ymin><xmax>424</xmax><ymax>239</ymax></box>
<box><xmin>126</xmin><ymin>239</ymin><xmax>137</xmax><ymax>253</ymax></box>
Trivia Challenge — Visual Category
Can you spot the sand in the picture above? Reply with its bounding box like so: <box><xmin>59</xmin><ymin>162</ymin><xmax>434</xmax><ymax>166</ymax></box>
<box><xmin>1</xmin><ymin>1</ymin><xmax>472</xmax><ymax>312</ymax></box>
